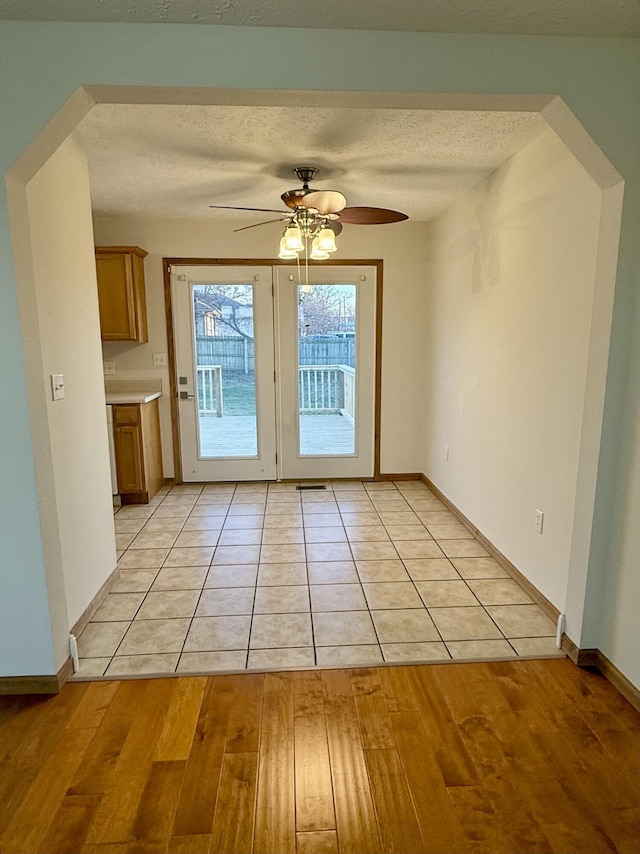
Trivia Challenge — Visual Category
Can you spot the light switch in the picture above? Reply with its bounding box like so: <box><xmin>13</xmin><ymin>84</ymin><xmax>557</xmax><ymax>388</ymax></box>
<box><xmin>103</xmin><ymin>360</ymin><xmax>116</xmax><ymax>375</ymax></box>
<box><xmin>51</xmin><ymin>373</ymin><xmax>65</xmax><ymax>401</ymax></box>
<box><xmin>153</xmin><ymin>353</ymin><xmax>167</xmax><ymax>367</ymax></box>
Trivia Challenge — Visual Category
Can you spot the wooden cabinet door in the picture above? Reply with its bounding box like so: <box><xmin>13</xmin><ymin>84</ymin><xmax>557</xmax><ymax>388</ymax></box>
<box><xmin>95</xmin><ymin>247</ymin><xmax>148</xmax><ymax>342</ymax></box>
<box><xmin>114</xmin><ymin>424</ymin><xmax>144</xmax><ymax>493</ymax></box>
<box><xmin>96</xmin><ymin>253</ymin><xmax>137</xmax><ymax>340</ymax></box>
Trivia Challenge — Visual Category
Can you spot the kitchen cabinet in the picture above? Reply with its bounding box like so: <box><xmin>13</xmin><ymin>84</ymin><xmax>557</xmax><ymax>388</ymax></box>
<box><xmin>113</xmin><ymin>399</ymin><xmax>163</xmax><ymax>503</ymax></box>
<box><xmin>95</xmin><ymin>246</ymin><xmax>148</xmax><ymax>342</ymax></box>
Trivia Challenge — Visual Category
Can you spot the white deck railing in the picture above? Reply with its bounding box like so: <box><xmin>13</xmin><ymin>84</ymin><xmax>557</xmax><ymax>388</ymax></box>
<box><xmin>197</xmin><ymin>365</ymin><xmax>223</xmax><ymax>417</ymax></box>
<box><xmin>299</xmin><ymin>365</ymin><xmax>355</xmax><ymax>421</ymax></box>
<box><xmin>197</xmin><ymin>364</ymin><xmax>355</xmax><ymax>421</ymax></box>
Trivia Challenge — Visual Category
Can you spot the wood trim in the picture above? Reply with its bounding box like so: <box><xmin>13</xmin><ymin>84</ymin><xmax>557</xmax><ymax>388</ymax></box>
<box><xmin>576</xmin><ymin>648</ymin><xmax>599</xmax><ymax>667</ymax></box>
<box><xmin>421</xmin><ymin>474</ymin><xmax>560</xmax><ymax>624</ymax></box>
<box><xmin>560</xmin><ymin>632</ymin><xmax>580</xmax><ymax>664</ymax></box>
<box><xmin>56</xmin><ymin>656</ymin><xmax>74</xmax><ymax>690</ymax></box>
<box><xmin>121</xmin><ymin>492</ymin><xmax>151</xmax><ymax>505</ymax></box>
<box><xmin>0</xmin><ymin>657</ymin><xmax>74</xmax><ymax>696</ymax></box>
<box><xmin>70</xmin><ymin>564</ymin><xmax>120</xmax><ymax>641</ymax></box>
<box><xmin>559</xmin><ymin>634</ymin><xmax>598</xmax><ymax>667</ymax></box>
<box><xmin>163</xmin><ymin>260</ymin><xmax>182</xmax><ymax>484</ymax></box>
<box><xmin>373</xmin><ymin>260</ymin><xmax>383</xmax><ymax>480</ymax></box>
<box><xmin>0</xmin><ymin>674</ymin><xmax>61</xmax><ymax>695</ymax></box>
<box><xmin>560</xmin><ymin>635</ymin><xmax>640</xmax><ymax>711</ymax></box>
<box><xmin>95</xmin><ymin>245</ymin><xmax>148</xmax><ymax>258</ymax></box>
<box><xmin>163</xmin><ymin>258</ymin><xmax>384</xmax><ymax>484</ymax></box>
<box><xmin>594</xmin><ymin>651</ymin><xmax>640</xmax><ymax>712</ymax></box>
<box><xmin>377</xmin><ymin>472</ymin><xmax>423</xmax><ymax>481</ymax></box>
<box><xmin>163</xmin><ymin>257</ymin><xmax>383</xmax><ymax>267</ymax></box>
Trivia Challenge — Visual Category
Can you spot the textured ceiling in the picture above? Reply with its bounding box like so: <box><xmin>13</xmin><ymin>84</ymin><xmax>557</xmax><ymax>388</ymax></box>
<box><xmin>0</xmin><ymin>0</ymin><xmax>638</xmax><ymax>36</ymax></box>
<box><xmin>75</xmin><ymin>104</ymin><xmax>548</xmax><ymax>223</ymax></box>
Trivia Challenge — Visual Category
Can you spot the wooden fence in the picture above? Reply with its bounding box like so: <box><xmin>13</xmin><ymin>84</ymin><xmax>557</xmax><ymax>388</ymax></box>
<box><xmin>196</xmin><ymin>337</ymin><xmax>253</xmax><ymax>372</ymax></box>
<box><xmin>196</xmin><ymin>336</ymin><xmax>355</xmax><ymax>372</ymax></box>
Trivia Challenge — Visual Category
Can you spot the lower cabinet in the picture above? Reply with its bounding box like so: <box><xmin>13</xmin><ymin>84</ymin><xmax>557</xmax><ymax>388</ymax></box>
<box><xmin>113</xmin><ymin>400</ymin><xmax>163</xmax><ymax>504</ymax></box>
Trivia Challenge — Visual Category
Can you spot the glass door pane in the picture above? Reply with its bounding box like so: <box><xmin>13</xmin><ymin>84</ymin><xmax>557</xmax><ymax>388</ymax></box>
<box><xmin>276</xmin><ymin>266</ymin><xmax>377</xmax><ymax>481</ymax></box>
<box><xmin>193</xmin><ymin>283</ymin><xmax>257</xmax><ymax>458</ymax></box>
<box><xmin>297</xmin><ymin>284</ymin><xmax>356</xmax><ymax>455</ymax></box>
<box><xmin>172</xmin><ymin>265</ymin><xmax>276</xmax><ymax>482</ymax></box>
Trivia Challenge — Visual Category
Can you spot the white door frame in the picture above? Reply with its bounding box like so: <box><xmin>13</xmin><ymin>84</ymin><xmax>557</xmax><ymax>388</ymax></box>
<box><xmin>164</xmin><ymin>258</ymin><xmax>383</xmax><ymax>482</ymax></box>
<box><xmin>171</xmin><ymin>264</ymin><xmax>277</xmax><ymax>482</ymax></box>
<box><xmin>275</xmin><ymin>265</ymin><xmax>378</xmax><ymax>480</ymax></box>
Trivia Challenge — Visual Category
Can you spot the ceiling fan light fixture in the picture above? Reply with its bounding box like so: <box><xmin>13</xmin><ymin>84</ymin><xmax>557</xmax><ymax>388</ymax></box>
<box><xmin>283</xmin><ymin>223</ymin><xmax>304</xmax><ymax>252</ymax></box>
<box><xmin>317</xmin><ymin>226</ymin><xmax>337</xmax><ymax>253</ymax></box>
<box><xmin>278</xmin><ymin>236</ymin><xmax>298</xmax><ymax>260</ymax></box>
<box><xmin>310</xmin><ymin>237</ymin><xmax>330</xmax><ymax>261</ymax></box>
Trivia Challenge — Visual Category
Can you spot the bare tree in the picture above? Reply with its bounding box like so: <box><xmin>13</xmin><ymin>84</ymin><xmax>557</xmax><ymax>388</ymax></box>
<box><xmin>298</xmin><ymin>286</ymin><xmax>355</xmax><ymax>335</ymax></box>
<box><xmin>194</xmin><ymin>285</ymin><xmax>254</xmax><ymax>340</ymax></box>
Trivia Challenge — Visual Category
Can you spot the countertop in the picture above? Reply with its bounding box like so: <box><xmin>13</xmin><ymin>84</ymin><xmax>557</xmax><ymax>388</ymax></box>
<box><xmin>104</xmin><ymin>378</ymin><xmax>163</xmax><ymax>405</ymax></box>
<box><xmin>106</xmin><ymin>391</ymin><xmax>162</xmax><ymax>405</ymax></box>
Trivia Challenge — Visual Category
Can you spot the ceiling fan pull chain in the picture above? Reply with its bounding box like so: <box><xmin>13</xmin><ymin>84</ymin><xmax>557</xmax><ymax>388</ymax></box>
<box><xmin>305</xmin><ymin>236</ymin><xmax>309</xmax><ymax>289</ymax></box>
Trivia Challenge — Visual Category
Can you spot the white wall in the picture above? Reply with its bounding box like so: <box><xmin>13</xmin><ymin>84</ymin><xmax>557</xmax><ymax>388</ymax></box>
<box><xmin>582</xmin><ymin>303</ymin><xmax>640</xmax><ymax>684</ymax></box>
<box><xmin>598</xmin><ymin>388</ymin><xmax>640</xmax><ymax>679</ymax></box>
<box><xmin>421</xmin><ymin>127</ymin><xmax>602</xmax><ymax>612</ymax></box>
<box><xmin>26</xmin><ymin>136</ymin><xmax>117</xmax><ymax>637</ymax></box>
<box><xmin>94</xmin><ymin>215</ymin><xmax>429</xmax><ymax>476</ymax></box>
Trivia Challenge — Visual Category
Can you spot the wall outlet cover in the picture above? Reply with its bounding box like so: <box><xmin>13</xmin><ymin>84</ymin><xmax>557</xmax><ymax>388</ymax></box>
<box><xmin>51</xmin><ymin>373</ymin><xmax>65</xmax><ymax>401</ymax></box>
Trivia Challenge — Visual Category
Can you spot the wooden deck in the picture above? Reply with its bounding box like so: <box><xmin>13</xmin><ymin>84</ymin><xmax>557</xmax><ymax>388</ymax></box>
<box><xmin>199</xmin><ymin>413</ymin><xmax>355</xmax><ymax>457</ymax></box>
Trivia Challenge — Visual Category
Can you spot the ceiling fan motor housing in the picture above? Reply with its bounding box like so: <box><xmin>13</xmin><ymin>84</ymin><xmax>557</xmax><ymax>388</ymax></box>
<box><xmin>294</xmin><ymin>166</ymin><xmax>318</xmax><ymax>187</ymax></box>
<box><xmin>281</xmin><ymin>166</ymin><xmax>320</xmax><ymax>209</ymax></box>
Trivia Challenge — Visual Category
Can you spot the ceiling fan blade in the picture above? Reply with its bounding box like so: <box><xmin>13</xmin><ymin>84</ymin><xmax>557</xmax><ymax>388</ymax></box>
<box><xmin>233</xmin><ymin>217</ymin><xmax>287</xmax><ymax>233</ymax></box>
<box><xmin>339</xmin><ymin>206</ymin><xmax>409</xmax><ymax>225</ymax></box>
<box><xmin>299</xmin><ymin>190</ymin><xmax>347</xmax><ymax>215</ymax></box>
<box><xmin>327</xmin><ymin>220</ymin><xmax>343</xmax><ymax>236</ymax></box>
<box><xmin>209</xmin><ymin>204</ymin><xmax>288</xmax><ymax>214</ymax></box>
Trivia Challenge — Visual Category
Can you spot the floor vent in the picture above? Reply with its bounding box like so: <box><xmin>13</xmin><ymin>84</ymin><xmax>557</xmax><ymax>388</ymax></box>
<box><xmin>296</xmin><ymin>484</ymin><xmax>327</xmax><ymax>491</ymax></box>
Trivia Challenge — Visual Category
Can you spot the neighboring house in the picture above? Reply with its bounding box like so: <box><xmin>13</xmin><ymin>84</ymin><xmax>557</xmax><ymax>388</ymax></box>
<box><xmin>194</xmin><ymin>290</ymin><xmax>255</xmax><ymax>339</ymax></box>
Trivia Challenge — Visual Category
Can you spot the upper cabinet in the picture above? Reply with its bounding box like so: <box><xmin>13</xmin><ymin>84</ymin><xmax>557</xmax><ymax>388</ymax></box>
<box><xmin>95</xmin><ymin>246</ymin><xmax>149</xmax><ymax>342</ymax></box>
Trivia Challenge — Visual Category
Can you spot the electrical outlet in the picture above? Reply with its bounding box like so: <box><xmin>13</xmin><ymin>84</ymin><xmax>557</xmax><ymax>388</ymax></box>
<box><xmin>103</xmin><ymin>360</ymin><xmax>116</xmax><ymax>375</ymax></box>
<box><xmin>153</xmin><ymin>353</ymin><xmax>167</xmax><ymax>367</ymax></box>
<box><xmin>535</xmin><ymin>509</ymin><xmax>544</xmax><ymax>534</ymax></box>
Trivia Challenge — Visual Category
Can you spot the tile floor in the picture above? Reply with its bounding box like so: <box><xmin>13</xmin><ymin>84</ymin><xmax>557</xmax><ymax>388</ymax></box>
<box><xmin>74</xmin><ymin>480</ymin><xmax>563</xmax><ymax>679</ymax></box>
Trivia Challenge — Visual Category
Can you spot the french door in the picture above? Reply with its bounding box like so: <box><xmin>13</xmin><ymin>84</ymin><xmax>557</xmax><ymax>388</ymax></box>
<box><xmin>171</xmin><ymin>263</ymin><xmax>377</xmax><ymax>481</ymax></box>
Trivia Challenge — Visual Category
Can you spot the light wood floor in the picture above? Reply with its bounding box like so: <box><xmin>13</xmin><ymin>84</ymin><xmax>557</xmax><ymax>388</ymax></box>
<box><xmin>0</xmin><ymin>659</ymin><xmax>638</xmax><ymax>854</ymax></box>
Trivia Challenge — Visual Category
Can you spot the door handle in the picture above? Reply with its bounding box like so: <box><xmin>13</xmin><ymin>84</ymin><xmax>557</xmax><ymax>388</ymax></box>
<box><xmin>179</xmin><ymin>391</ymin><xmax>195</xmax><ymax>400</ymax></box>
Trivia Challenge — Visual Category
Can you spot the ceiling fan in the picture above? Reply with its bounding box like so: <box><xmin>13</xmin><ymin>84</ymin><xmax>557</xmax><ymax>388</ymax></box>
<box><xmin>209</xmin><ymin>166</ymin><xmax>408</xmax><ymax>260</ymax></box>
